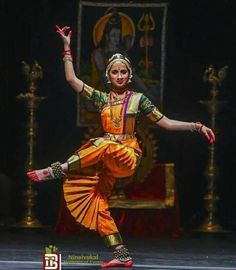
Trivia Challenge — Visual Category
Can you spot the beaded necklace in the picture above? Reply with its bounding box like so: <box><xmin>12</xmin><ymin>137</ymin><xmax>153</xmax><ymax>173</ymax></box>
<box><xmin>108</xmin><ymin>90</ymin><xmax>129</xmax><ymax>128</ymax></box>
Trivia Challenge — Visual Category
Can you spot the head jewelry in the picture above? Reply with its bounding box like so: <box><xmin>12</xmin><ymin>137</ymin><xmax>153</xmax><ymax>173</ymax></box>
<box><xmin>105</xmin><ymin>53</ymin><xmax>133</xmax><ymax>83</ymax></box>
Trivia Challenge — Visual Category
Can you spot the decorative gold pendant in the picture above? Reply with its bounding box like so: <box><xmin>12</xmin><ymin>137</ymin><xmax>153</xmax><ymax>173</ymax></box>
<box><xmin>109</xmin><ymin>90</ymin><xmax>129</xmax><ymax>128</ymax></box>
<box><xmin>113</xmin><ymin>117</ymin><xmax>121</xmax><ymax>128</ymax></box>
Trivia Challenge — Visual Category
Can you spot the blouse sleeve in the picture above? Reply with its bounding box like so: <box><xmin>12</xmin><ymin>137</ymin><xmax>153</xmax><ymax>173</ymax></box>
<box><xmin>139</xmin><ymin>94</ymin><xmax>164</xmax><ymax>122</ymax></box>
<box><xmin>81</xmin><ymin>83</ymin><xmax>107</xmax><ymax>111</ymax></box>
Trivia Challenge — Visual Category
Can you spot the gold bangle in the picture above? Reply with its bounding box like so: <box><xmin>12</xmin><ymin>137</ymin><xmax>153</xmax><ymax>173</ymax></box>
<box><xmin>63</xmin><ymin>56</ymin><xmax>73</xmax><ymax>62</ymax></box>
<box><xmin>190</xmin><ymin>122</ymin><xmax>195</xmax><ymax>132</ymax></box>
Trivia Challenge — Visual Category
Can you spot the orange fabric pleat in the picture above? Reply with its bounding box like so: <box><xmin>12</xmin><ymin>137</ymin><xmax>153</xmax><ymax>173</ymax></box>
<box><xmin>63</xmin><ymin>140</ymin><xmax>139</xmax><ymax>234</ymax></box>
<box><xmin>63</xmin><ymin>172</ymin><xmax>119</xmax><ymax>236</ymax></box>
<box><xmin>63</xmin><ymin>177</ymin><xmax>100</xmax><ymax>231</ymax></box>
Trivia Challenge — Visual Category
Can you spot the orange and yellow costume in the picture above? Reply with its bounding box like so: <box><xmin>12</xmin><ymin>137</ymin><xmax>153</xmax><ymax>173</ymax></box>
<box><xmin>63</xmin><ymin>84</ymin><xmax>163</xmax><ymax>247</ymax></box>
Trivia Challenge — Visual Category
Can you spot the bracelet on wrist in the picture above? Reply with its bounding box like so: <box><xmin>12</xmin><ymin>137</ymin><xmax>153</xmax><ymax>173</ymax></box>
<box><xmin>199</xmin><ymin>124</ymin><xmax>204</xmax><ymax>133</ymax></box>
<box><xmin>190</xmin><ymin>122</ymin><xmax>195</xmax><ymax>132</ymax></box>
<box><xmin>62</xmin><ymin>49</ymin><xmax>72</xmax><ymax>57</ymax></box>
<box><xmin>63</xmin><ymin>56</ymin><xmax>73</xmax><ymax>62</ymax></box>
<box><xmin>194</xmin><ymin>122</ymin><xmax>204</xmax><ymax>133</ymax></box>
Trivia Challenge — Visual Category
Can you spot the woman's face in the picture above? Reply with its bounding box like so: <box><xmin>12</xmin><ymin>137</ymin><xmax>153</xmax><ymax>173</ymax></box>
<box><xmin>108</xmin><ymin>62</ymin><xmax>129</xmax><ymax>90</ymax></box>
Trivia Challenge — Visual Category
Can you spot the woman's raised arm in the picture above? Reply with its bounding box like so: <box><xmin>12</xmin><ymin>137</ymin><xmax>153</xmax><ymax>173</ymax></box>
<box><xmin>56</xmin><ymin>25</ymin><xmax>83</xmax><ymax>93</ymax></box>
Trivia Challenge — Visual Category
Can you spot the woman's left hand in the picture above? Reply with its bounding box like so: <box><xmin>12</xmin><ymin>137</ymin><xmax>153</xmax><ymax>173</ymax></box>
<box><xmin>200</xmin><ymin>125</ymin><xmax>215</xmax><ymax>144</ymax></box>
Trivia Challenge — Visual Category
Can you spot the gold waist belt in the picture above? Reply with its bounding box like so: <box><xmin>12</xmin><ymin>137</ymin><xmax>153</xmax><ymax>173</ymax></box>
<box><xmin>104</xmin><ymin>133</ymin><xmax>135</xmax><ymax>141</ymax></box>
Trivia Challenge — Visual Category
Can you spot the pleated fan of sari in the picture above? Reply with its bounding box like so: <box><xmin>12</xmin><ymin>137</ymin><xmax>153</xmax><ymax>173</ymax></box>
<box><xmin>63</xmin><ymin>177</ymin><xmax>100</xmax><ymax>231</ymax></box>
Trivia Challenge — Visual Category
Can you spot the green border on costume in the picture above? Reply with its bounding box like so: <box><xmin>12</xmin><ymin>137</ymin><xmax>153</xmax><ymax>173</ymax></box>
<box><xmin>67</xmin><ymin>154</ymin><xmax>81</xmax><ymax>170</ymax></box>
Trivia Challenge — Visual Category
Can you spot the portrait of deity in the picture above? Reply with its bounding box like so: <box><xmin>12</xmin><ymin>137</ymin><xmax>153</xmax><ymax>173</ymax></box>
<box><xmin>77</xmin><ymin>2</ymin><xmax>168</xmax><ymax>126</ymax></box>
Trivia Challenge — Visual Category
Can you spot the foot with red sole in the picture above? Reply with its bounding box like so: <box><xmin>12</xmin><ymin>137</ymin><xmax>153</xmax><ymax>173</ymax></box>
<box><xmin>101</xmin><ymin>259</ymin><xmax>133</xmax><ymax>268</ymax></box>
<box><xmin>27</xmin><ymin>168</ymin><xmax>53</xmax><ymax>182</ymax></box>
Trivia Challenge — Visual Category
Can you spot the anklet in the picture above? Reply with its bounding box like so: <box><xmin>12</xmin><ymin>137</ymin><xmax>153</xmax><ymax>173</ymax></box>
<box><xmin>50</xmin><ymin>161</ymin><xmax>66</xmax><ymax>179</ymax></box>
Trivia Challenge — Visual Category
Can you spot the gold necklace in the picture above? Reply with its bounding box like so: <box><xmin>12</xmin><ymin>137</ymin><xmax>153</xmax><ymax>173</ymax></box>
<box><xmin>108</xmin><ymin>91</ymin><xmax>128</xmax><ymax>128</ymax></box>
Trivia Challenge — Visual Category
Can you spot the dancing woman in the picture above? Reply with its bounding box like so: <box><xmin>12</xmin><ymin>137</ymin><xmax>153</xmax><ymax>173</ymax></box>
<box><xmin>27</xmin><ymin>25</ymin><xmax>215</xmax><ymax>268</ymax></box>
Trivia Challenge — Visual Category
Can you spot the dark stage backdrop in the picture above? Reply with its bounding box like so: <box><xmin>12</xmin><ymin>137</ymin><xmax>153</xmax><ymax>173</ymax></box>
<box><xmin>1</xmin><ymin>0</ymin><xmax>236</xmax><ymax>230</ymax></box>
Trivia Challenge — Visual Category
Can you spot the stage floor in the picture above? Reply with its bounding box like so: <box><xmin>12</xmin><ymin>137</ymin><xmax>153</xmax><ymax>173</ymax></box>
<box><xmin>0</xmin><ymin>228</ymin><xmax>236</xmax><ymax>270</ymax></box>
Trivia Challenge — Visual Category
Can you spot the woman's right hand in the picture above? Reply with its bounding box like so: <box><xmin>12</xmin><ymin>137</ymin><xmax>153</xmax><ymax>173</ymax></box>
<box><xmin>56</xmin><ymin>25</ymin><xmax>72</xmax><ymax>46</ymax></box>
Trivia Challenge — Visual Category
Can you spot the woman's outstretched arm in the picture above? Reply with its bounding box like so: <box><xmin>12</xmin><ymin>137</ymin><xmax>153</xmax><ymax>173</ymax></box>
<box><xmin>56</xmin><ymin>25</ymin><xmax>83</xmax><ymax>93</ymax></box>
<box><xmin>157</xmin><ymin>116</ymin><xmax>215</xmax><ymax>144</ymax></box>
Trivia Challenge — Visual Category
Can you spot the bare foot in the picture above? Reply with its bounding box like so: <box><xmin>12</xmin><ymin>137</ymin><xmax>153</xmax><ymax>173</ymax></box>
<box><xmin>27</xmin><ymin>168</ymin><xmax>54</xmax><ymax>182</ymax></box>
<box><xmin>101</xmin><ymin>259</ymin><xmax>133</xmax><ymax>268</ymax></box>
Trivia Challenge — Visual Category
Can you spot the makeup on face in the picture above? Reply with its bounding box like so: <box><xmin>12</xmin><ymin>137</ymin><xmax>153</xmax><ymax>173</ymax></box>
<box><xmin>108</xmin><ymin>62</ymin><xmax>129</xmax><ymax>91</ymax></box>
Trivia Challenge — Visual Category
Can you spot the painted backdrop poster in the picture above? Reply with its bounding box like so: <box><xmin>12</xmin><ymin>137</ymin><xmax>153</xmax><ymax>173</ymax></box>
<box><xmin>76</xmin><ymin>1</ymin><xmax>168</xmax><ymax>126</ymax></box>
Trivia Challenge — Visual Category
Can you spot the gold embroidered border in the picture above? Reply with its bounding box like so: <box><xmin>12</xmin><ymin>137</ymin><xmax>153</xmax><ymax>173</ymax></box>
<box><xmin>103</xmin><ymin>232</ymin><xmax>123</xmax><ymax>247</ymax></box>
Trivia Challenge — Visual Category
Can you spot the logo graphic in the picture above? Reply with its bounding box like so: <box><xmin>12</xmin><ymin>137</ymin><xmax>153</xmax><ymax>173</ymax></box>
<box><xmin>43</xmin><ymin>245</ymin><xmax>61</xmax><ymax>270</ymax></box>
